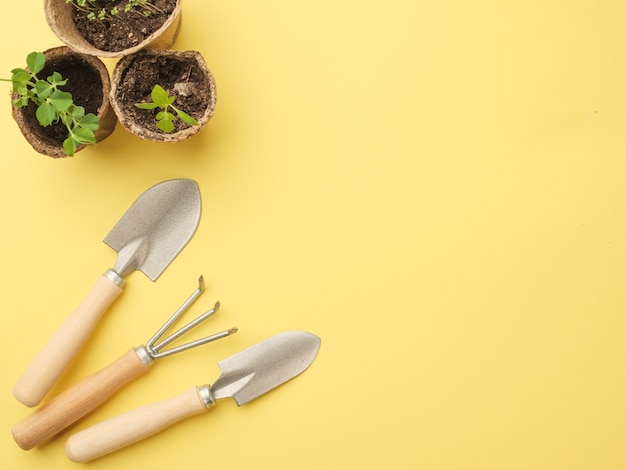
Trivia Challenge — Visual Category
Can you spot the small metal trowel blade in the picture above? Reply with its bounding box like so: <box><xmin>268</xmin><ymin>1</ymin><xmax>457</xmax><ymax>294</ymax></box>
<box><xmin>211</xmin><ymin>331</ymin><xmax>321</xmax><ymax>406</ymax></box>
<box><xmin>103</xmin><ymin>179</ymin><xmax>201</xmax><ymax>280</ymax></box>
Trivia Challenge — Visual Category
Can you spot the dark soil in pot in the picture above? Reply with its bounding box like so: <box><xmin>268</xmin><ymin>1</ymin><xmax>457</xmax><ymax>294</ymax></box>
<box><xmin>111</xmin><ymin>49</ymin><xmax>216</xmax><ymax>142</ymax></box>
<box><xmin>70</xmin><ymin>0</ymin><xmax>177</xmax><ymax>53</ymax></box>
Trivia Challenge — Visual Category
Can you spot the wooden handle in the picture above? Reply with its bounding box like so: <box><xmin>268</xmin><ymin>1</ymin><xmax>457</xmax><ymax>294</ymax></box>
<box><xmin>65</xmin><ymin>386</ymin><xmax>209</xmax><ymax>462</ymax></box>
<box><xmin>12</xmin><ymin>348</ymin><xmax>150</xmax><ymax>450</ymax></box>
<box><xmin>14</xmin><ymin>274</ymin><xmax>123</xmax><ymax>407</ymax></box>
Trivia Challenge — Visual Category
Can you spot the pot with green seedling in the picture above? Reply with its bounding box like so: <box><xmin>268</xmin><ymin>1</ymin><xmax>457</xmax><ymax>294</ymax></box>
<box><xmin>1</xmin><ymin>47</ymin><xmax>116</xmax><ymax>157</ymax></box>
<box><xmin>110</xmin><ymin>49</ymin><xmax>216</xmax><ymax>142</ymax></box>
<box><xmin>45</xmin><ymin>0</ymin><xmax>182</xmax><ymax>58</ymax></box>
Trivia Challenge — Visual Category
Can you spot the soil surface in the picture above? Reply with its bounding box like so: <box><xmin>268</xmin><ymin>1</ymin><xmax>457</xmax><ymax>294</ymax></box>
<box><xmin>21</xmin><ymin>54</ymin><xmax>104</xmax><ymax>145</ymax></box>
<box><xmin>71</xmin><ymin>0</ymin><xmax>176</xmax><ymax>52</ymax></box>
<box><xmin>114</xmin><ymin>52</ymin><xmax>212</xmax><ymax>135</ymax></box>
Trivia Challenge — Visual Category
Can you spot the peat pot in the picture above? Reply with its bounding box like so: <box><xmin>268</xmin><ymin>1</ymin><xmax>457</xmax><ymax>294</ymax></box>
<box><xmin>12</xmin><ymin>46</ymin><xmax>117</xmax><ymax>158</ymax></box>
<box><xmin>110</xmin><ymin>49</ymin><xmax>217</xmax><ymax>142</ymax></box>
<box><xmin>44</xmin><ymin>0</ymin><xmax>182</xmax><ymax>58</ymax></box>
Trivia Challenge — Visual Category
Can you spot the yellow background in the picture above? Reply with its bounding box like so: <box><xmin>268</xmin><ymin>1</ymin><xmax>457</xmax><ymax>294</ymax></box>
<box><xmin>2</xmin><ymin>1</ymin><xmax>626</xmax><ymax>469</ymax></box>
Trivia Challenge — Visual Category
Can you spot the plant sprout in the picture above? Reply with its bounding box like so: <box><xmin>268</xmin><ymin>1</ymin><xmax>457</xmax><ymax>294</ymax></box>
<box><xmin>135</xmin><ymin>84</ymin><xmax>199</xmax><ymax>133</ymax></box>
<box><xmin>0</xmin><ymin>52</ymin><xmax>100</xmax><ymax>156</ymax></box>
<box><xmin>65</xmin><ymin>0</ymin><xmax>163</xmax><ymax>21</ymax></box>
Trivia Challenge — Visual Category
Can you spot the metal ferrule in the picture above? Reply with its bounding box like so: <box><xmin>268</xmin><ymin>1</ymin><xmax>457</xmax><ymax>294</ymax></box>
<box><xmin>103</xmin><ymin>268</ymin><xmax>125</xmax><ymax>287</ymax></box>
<box><xmin>134</xmin><ymin>345</ymin><xmax>155</xmax><ymax>367</ymax></box>
<box><xmin>197</xmin><ymin>384</ymin><xmax>216</xmax><ymax>408</ymax></box>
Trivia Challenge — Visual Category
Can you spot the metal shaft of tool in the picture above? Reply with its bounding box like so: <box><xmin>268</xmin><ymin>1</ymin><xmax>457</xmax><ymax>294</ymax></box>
<box><xmin>146</xmin><ymin>275</ymin><xmax>206</xmax><ymax>349</ymax></box>
<box><xmin>145</xmin><ymin>276</ymin><xmax>236</xmax><ymax>360</ymax></box>
<box><xmin>150</xmin><ymin>327</ymin><xmax>238</xmax><ymax>359</ymax></box>
<box><xmin>151</xmin><ymin>301</ymin><xmax>220</xmax><ymax>352</ymax></box>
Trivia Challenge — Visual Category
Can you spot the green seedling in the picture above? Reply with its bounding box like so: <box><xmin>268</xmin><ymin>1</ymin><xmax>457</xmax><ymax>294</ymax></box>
<box><xmin>66</xmin><ymin>0</ymin><xmax>163</xmax><ymax>21</ymax></box>
<box><xmin>135</xmin><ymin>84</ymin><xmax>199</xmax><ymax>133</ymax></box>
<box><xmin>0</xmin><ymin>52</ymin><xmax>99</xmax><ymax>156</ymax></box>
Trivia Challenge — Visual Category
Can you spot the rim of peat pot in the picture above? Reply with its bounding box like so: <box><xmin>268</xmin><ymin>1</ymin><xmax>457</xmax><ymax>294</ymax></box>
<box><xmin>110</xmin><ymin>49</ymin><xmax>217</xmax><ymax>142</ymax></box>
<box><xmin>11</xmin><ymin>46</ymin><xmax>117</xmax><ymax>158</ymax></box>
<box><xmin>44</xmin><ymin>0</ymin><xmax>182</xmax><ymax>59</ymax></box>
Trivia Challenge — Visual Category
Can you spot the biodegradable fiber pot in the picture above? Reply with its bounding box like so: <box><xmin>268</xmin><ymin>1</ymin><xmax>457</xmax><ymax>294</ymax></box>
<box><xmin>44</xmin><ymin>0</ymin><xmax>182</xmax><ymax>58</ymax></box>
<box><xmin>110</xmin><ymin>49</ymin><xmax>217</xmax><ymax>142</ymax></box>
<box><xmin>12</xmin><ymin>46</ymin><xmax>117</xmax><ymax>158</ymax></box>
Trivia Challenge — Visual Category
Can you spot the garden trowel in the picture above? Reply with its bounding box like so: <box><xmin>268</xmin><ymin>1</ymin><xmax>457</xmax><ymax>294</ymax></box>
<box><xmin>14</xmin><ymin>179</ymin><xmax>201</xmax><ymax>407</ymax></box>
<box><xmin>65</xmin><ymin>330</ymin><xmax>321</xmax><ymax>462</ymax></box>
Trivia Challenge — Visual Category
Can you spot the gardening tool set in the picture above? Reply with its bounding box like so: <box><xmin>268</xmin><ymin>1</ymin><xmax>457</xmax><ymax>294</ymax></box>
<box><xmin>10</xmin><ymin>178</ymin><xmax>321</xmax><ymax>462</ymax></box>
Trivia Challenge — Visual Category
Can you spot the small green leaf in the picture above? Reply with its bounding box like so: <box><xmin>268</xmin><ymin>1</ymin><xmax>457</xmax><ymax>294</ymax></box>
<box><xmin>59</xmin><ymin>110</ymin><xmax>73</xmax><ymax>128</ymax></box>
<box><xmin>11</xmin><ymin>70</ymin><xmax>32</xmax><ymax>85</ymax></box>
<box><xmin>72</xmin><ymin>126</ymin><xmax>97</xmax><ymax>144</ymax></box>
<box><xmin>48</xmin><ymin>72</ymin><xmax>67</xmax><ymax>87</ymax></box>
<box><xmin>35</xmin><ymin>80</ymin><xmax>53</xmax><ymax>99</ymax></box>
<box><xmin>72</xmin><ymin>105</ymin><xmax>86</xmax><ymax>120</ymax></box>
<box><xmin>49</xmin><ymin>90</ymin><xmax>73</xmax><ymax>112</ymax></box>
<box><xmin>63</xmin><ymin>137</ymin><xmax>77</xmax><ymax>157</ymax></box>
<box><xmin>36</xmin><ymin>102</ymin><xmax>57</xmax><ymax>126</ymax></box>
<box><xmin>135</xmin><ymin>102</ymin><xmax>159</xmax><ymax>110</ymax></box>
<box><xmin>26</xmin><ymin>52</ymin><xmax>45</xmax><ymax>75</ymax></box>
<box><xmin>175</xmin><ymin>109</ymin><xmax>199</xmax><ymax>126</ymax></box>
<box><xmin>151</xmin><ymin>85</ymin><xmax>171</xmax><ymax>106</ymax></box>
<box><xmin>12</xmin><ymin>82</ymin><xmax>29</xmax><ymax>96</ymax></box>
<box><xmin>156</xmin><ymin>111</ymin><xmax>175</xmax><ymax>121</ymax></box>
<box><xmin>79</xmin><ymin>113</ymin><xmax>100</xmax><ymax>131</ymax></box>
<box><xmin>157</xmin><ymin>117</ymin><xmax>175</xmax><ymax>133</ymax></box>
<box><xmin>12</xmin><ymin>96</ymin><xmax>29</xmax><ymax>108</ymax></box>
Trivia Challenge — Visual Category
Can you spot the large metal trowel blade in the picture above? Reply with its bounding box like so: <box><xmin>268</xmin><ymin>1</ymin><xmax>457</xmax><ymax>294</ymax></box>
<box><xmin>104</xmin><ymin>179</ymin><xmax>201</xmax><ymax>280</ymax></box>
<box><xmin>211</xmin><ymin>331</ymin><xmax>321</xmax><ymax>406</ymax></box>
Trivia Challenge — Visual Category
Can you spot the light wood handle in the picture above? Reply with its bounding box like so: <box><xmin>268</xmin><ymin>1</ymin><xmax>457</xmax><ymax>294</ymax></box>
<box><xmin>65</xmin><ymin>386</ymin><xmax>208</xmax><ymax>462</ymax></box>
<box><xmin>12</xmin><ymin>348</ymin><xmax>150</xmax><ymax>450</ymax></box>
<box><xmin>14</xmin><ymin>274</ymin><xmax>123</xmax><ymax>407</ymax></box>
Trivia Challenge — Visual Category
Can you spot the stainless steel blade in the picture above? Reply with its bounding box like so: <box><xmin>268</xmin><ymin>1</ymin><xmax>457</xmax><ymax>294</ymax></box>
<box><xmin>103</xmin><ymin>179</ymin><xmax>201</xmax><ymax>281</ymax></box>
<box><xmin>211</xmin><ymin>331</ymin><xmax>320</xmax><ymax>405</ymax></box>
